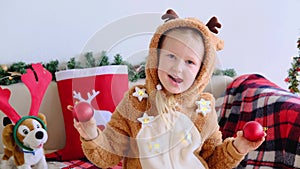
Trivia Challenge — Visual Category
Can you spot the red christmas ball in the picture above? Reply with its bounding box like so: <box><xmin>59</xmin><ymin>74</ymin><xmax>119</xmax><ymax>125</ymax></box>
<box><xmin>72</xmin><ymin>102</ymin><xmax>94</xmax><ymax>122</ymax></box>
<box><xmin>284</xmin><ymin>77</ymin><xmax>290</xmax><ymax>82</ymax></box>
<box><xmin>242</xmin><ymin>121</ymin><xmax>265</xmax><ymax>141</ymax></box>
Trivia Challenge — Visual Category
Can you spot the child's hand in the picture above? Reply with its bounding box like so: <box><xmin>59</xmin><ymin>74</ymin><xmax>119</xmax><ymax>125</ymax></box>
<box><xmin>233</xmin><ymin>130</ymin><xmax>266</xmax><ymax>154</ymax></box>
<box><xmin>73</xmin><ymin>117</ymin><xmax>99</xmax><ymax>141</ymax></box>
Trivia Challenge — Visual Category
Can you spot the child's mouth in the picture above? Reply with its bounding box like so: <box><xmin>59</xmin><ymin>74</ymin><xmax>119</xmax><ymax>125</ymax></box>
<box><xmin>168</xmin><ymin>75</ymin><xmax>183</xmax><ymax>83</ymax></box>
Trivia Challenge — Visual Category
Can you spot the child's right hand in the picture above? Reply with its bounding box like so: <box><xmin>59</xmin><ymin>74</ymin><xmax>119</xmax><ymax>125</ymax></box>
<box><xmin>233</xmin><ymin>130</ymin><xmax>266</xmax><ymax>154</ymax></box>
<box><xmin>73</xmin><ymin>117</ymin><xmax>99</xmax><ymax>141</ymax></box>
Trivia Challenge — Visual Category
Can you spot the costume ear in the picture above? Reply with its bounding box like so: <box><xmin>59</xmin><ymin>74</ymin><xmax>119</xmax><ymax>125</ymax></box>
<box><xmin>37</xmin><ymin>113</ymin><xmax>47</xmax><ymax>127</ymax></box>
<box><xmin>2</xmin><ymin>124</ymin><xmax>16</xmax><ymax>150</ymax></box>
<box><xmin>3</xmin><ymin>117</ymin><xmax>12</xmax><ymax>126</ymax></box>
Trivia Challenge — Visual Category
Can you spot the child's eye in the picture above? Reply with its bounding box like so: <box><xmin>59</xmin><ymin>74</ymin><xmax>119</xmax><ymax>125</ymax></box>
<box><xmin>167</xmin><ymin>54</ymin><xmax>175</xmax><ymax>59</ymax></box>
<box><xmin>186</xmin><ymin>60</ymin><xmax>195</xmax><ymax>65</ymax></box>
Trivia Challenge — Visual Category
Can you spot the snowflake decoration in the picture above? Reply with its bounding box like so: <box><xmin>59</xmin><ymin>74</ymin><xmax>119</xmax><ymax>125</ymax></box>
<box><xmin>195</xmin><ymin>98</ymin><xmax>211</xmax><ymax>116</ymax></box>
<box><xmin>132</xmin><ymin>87</ymin><xmax>148</xmax><ymax>101</ymax></box>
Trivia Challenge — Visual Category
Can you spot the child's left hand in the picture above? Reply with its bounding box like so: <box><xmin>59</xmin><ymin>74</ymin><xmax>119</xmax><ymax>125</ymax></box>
<box><xmin>233</xmin><ymin>131</ymin><xmax>266</xmax><ymax>154</ymax></box>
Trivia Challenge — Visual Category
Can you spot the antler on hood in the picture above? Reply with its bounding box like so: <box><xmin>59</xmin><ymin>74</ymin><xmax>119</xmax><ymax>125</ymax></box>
<box><xmin>206</xmin><ymin>16</ymin><xmax>222</xmax><ymax>34</ymax></box>
<box><xmin>161</xmin><ymin>9</ymin><xmax>179</xmax><ymax>22</ymax></box>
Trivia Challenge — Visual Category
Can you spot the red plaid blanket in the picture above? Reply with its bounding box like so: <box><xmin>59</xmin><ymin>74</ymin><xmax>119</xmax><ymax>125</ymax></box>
<box><xmin>47</xmin><ymin>152</ymin><xmax>122</xmax><ymax>169</ymax></box>
<box><xmin>47</xmin><ymin>159</ymin><xmax>123</xmax><ymax>169</ymax></box>
<box><xmin>216</xmin><ymin>74</ymin><xmax>300</xmax><ymax>169</ymax></box>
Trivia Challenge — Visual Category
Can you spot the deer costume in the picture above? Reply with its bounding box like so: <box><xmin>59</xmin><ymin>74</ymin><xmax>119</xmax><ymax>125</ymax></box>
<box><xmin>0</xmin><ymin>63</ymin><xmax>51</xmax><ymax>169</ymax></box>
<box><xmin>80</xmin><ymin>9</ymin><xmax>245</xmax><ymax>169</ymax></box>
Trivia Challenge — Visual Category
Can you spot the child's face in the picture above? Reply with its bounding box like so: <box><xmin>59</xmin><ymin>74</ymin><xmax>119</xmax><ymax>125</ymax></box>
<box><xmin>158</xmin><ymin>30</ymin><xmax>204</xmax><ymax>94</ymax></box>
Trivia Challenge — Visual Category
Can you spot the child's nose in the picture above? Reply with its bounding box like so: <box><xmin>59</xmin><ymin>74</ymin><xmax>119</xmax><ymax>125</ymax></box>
<box><xmin>172</xmin><ymin>60</ymin><xmax>184</xmax><ymax>73</ymax></box>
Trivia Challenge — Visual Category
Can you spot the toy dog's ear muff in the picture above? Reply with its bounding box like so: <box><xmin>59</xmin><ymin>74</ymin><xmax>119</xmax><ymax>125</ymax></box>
<box><xmin>3</xmin><ymin>117</ymin><xmax>12</xmax><ymax>126</ymax></box>
<box><xmin>13</xmin><ymin>116</ymin><xmax>47</xmax><ymax>151</ymax></box>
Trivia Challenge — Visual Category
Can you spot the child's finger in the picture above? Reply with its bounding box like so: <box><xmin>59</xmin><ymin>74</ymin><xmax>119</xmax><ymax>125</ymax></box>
<box><xmin>236</xmin><ymin>130</ymin><xmax>243</xmax><ymax>137</ymax></box>
<box><xmin>73</xmin><ymin>119</ymin><xmax>80</xmax><ymax>128</ymax></box>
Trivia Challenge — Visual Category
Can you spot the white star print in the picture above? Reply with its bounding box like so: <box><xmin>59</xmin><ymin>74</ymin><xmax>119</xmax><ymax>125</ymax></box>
<box><xmin>137</xmin><ymin>113</ymin><xmax>154</xmax><ymax>124</ymax></box>
<box><xmin>132</xmin><ymin>87</ymin><xmax>148</xmax><ymax>101</ymax></box>
<box><xmin>148</xmin><ymin>140</ymin><xmax>161</xmax><ymax>154</ymax></box>
<box><xmin>195</xmin><ymin>98</ymin><xmax>212</xmax><ymax>116</ymax></box>
<box><xmin>179</xmin><ymin>131</ymin><xmax>192</xmax><ymax>145</ymax></box>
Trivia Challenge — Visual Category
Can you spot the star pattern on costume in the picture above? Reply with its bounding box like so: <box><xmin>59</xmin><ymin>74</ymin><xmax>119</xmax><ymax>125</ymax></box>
<box><xmin>132</xmin><ymin>87</ymin><xmax>148</xmax><ymax>101</ymax></box>
<box><xmin>195</xmin><ymin>98</ymin><xmax>211</xmax><ymax>116</ymax></box>
<box><xmin>137</xmin><ymin>112</ymin><xmax>154</xmax><ymax>124</ymax></box>
<box><xmin>147</xmin><ymin>139</ymin><xmax>161</xmax><ymax>154</ymax></box>
<box><xmin>179</xmin><ymin>131</ymin><xmax>192</xmax><ymax>145</ymax></box>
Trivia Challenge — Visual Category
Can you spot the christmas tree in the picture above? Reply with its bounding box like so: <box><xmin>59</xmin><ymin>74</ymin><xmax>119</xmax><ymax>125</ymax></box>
<box><xmin>285</xmin><ymin>38</ymin><xmax>300</xmax><ymax>94</ymax></box>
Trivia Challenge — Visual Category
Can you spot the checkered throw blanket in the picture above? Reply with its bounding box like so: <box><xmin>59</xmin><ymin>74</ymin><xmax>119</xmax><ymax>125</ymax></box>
<box><xmin>47</xmin><ymin>158</ymin><xmax>122</xmax><ymax>169</ymax></box>
<box><xmin>216</xmin><ymin>74</ymin><xmax>300</xmax><ymax>169</ymax></box>
<box><xmin>46</xmin><ymin>152</ymin><xmax>122</xmax><ymax>169</ymax></box>
<box><xmin>0</xmin><ymin>155</ymin><xmax>122</xmax><ymax>169</ymax></box>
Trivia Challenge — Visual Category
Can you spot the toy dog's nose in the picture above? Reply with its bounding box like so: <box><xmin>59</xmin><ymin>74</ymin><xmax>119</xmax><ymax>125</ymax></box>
<box><xmin>35</xmin><ymin>131</ymin><xmax>44</xmax><ymax>139</ymax></box>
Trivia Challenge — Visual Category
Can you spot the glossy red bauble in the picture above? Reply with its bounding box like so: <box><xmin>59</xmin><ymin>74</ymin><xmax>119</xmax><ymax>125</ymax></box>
<box><xmin>242</xmin><ymin>121</ymin><xmax>264</xmax><ymax>141</ymax></box>
<box><xmin>72</xmin><ymin>102</ymin><xmax>94</xmax><ymax>122</ymax></box>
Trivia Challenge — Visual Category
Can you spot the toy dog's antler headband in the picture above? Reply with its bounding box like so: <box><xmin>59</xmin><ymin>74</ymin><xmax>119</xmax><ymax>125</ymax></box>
<box><xmin>161</xmin><ymin>9</ymin><xmax>222</xmax><ymax>34</ymax></box>
<box><xmin>0</xmin><ymin>63</ymin><xmax>52</xmax><ymax>124</ymax></box>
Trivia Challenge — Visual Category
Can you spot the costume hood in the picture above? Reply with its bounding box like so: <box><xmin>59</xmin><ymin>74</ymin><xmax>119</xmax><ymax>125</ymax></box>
<box><xmin>145</xmin><ymin>9</ymin><xmax>224</xmax><ymax>104</ymax></box>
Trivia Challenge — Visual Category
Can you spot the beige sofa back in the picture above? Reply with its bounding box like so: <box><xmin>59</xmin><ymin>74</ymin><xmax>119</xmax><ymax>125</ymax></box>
<box><xmin>0</xmin><ymin>75</ymin><xmax>233</xmax><ymax>153</ymax></box>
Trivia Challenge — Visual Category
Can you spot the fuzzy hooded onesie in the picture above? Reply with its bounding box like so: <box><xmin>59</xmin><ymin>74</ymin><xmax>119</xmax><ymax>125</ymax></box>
<box><xmin>80</xmin><ymin>10</ymin><xmax>246</xmax><ymax>169</ymax></box>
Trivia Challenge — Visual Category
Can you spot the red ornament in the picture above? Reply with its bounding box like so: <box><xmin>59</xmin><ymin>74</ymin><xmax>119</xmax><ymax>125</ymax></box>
<box><xmin>242</xmin><ymin>121</ymin><xmax>265</xmax><ymax>141</ymax></box>
<box><xmin>72</xmin><ymin>102</ymin><xmax>94</xmax><ymax>122</ymax></box>
<box><xmin>284</xmin><ymin>77</ymin><xmax>290</xmax><ymax>82</ymax></box>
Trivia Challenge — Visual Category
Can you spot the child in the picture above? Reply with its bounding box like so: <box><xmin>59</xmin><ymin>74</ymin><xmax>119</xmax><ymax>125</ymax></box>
<box><xmin>74</xmin><ymin>9</ymin><xmax>265</xmax><ymax>169</ymax></box>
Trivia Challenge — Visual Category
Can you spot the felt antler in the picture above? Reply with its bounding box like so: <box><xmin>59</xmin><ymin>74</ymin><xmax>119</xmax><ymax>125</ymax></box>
<box><xmin>161</xmin><ymin>9</ymin><xmax>179</xmax><ymax>22</ymax></box>
<box><xmin>0</xmin><ymin>87</ymin><xmax>21</xmax><ymax>124</ymax></box>
<box><xmin>21</xmin><ymin>63</ymin><xmax>52</xmax><ymax>116</ymax></box>
<box><xmin>206</xmin><ymin>16</ymin><xmax>222</xmax><ymax>34</ymax></box>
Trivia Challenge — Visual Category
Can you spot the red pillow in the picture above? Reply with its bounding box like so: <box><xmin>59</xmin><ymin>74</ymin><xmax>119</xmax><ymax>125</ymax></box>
<box><xmin>46</xmin><ymin>66</ymin><xmax>128</xmax><ymax>161</ymax></box>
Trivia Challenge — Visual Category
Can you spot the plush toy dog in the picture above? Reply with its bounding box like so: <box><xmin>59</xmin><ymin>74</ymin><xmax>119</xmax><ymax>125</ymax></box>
<box><xmin>0</xmin><ymin>63</ymin><xmax>51</xmax><ymax>169</ymax></box>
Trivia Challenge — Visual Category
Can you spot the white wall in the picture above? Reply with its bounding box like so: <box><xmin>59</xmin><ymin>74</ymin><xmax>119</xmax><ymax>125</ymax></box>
<box><xmin>1</xmin><ymin>0</ymin><xmax>300</xmax><ymax>89</ymax></box>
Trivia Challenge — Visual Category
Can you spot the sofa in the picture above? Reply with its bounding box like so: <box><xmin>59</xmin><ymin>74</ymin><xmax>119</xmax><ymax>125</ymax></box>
<box><xmin>0</xmin><ymin>74</ymin><xmax>299</xmax><ymax>168</ymax></box>
<box><xmin>0</xmin><ymin>75</ymin><xmax>233</xmax><ymax>168</ymax></box>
